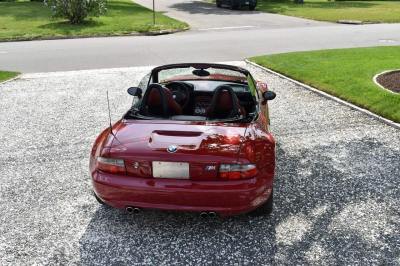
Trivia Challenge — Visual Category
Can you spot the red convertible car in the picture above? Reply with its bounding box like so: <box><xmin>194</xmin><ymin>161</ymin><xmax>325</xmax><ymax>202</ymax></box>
<box><xmin>90</xmin><ymin>63</ymin><xmax>276</xmax><ymax>217</ymax></box>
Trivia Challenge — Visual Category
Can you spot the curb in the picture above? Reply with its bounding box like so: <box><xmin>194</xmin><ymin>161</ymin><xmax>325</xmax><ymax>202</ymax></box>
<box><xmin>338</xmin><ymin>20</ymin><xmax>363</xmax><ymax>25</ymax></box>
<box><xmin>0</xmin><ymin>27</ymin><xmax>190</xmax><ymax>43</ymax></box>
<box><xmin>245</xmin><ymin>59</ymin><xmax>400</xmax><ymax>130</ymax></box>
<box><xmin>373</xmin><ymin>69</ymin><xmax>400</xmax><ymax>95</ymax></box>
<box><xmin>0</xmin><ymin>74</ymin><xmax>22</xmax><ymax>85</ymax></box>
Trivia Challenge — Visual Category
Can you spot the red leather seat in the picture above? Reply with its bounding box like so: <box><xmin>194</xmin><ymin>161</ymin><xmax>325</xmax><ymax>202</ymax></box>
<box><xmin>147</xmin><ymin>87</ymin><xmax>183</xmax><ymax>116</ymax></box>
<box><xmin>205</xmin><ymin>90</ymin><xmax>246</xmax><ymax>118</ymax></box>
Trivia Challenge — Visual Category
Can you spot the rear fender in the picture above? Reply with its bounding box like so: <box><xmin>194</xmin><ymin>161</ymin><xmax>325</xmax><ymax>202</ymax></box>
<box><xmin>236</xmin><ymin>123</ymin><xmax>275</xmax><ymax>169</ymax></box>
<box><xmin>89</xmin><ymin>119</ymin><xmax>124</xmax><ymax>173</ymax></box>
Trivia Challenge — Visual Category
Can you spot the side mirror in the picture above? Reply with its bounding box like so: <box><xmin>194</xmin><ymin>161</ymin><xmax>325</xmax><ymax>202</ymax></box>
<box><xmin>263</xmin><ymin>91</ymin><xmax>276</xmax><ymax>100</ymax></box>
<box><xmin>261</xmin><ymin>91</ymin><xmax>276</xmax><ymax>105</ymax></box>
<box><xmin>127</xmin><ymin>87</ymin><xmax>143</xmax><ymax>99</ymax></box>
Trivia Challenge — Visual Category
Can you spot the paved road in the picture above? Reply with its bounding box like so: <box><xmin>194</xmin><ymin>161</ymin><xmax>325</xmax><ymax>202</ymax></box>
<box><xmin>134</xmin><ymin>0</ymin><xmax>331</xmax><ymax>30</ymax></box>
<box><xmin>1</xmin><ymin>63</ymin><xmax>399</xmax><ymax>265</ymax></box>
<box><xmin>0</xmin><ymin>0</ymin><xmax>399</xmax><ymax>73</ymax></box>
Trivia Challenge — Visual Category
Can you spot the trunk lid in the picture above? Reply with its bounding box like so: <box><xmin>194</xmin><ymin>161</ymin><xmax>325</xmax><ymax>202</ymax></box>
<box><xmin>109</xmin><ymin>120</ymin><xmax>247</xmax><ymax>181</ymax></box>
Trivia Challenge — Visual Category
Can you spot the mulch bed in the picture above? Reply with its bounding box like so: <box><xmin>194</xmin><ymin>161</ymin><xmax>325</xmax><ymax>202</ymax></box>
<box><xmin>59</xmin><ymin>21</ymin><xmax>93</xmax><ymax>25</ymax></box>
<box><xmin>376</xmin><ymin>70</ymin><xmax>400</xmax><ymax>93</ymax></box>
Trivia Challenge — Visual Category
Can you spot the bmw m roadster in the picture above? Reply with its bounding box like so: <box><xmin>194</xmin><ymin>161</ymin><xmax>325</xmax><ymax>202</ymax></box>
<box><xmin>90</xmin><ymin>63</ymin><xmax>276</xmax><ymax>217</ymax></box>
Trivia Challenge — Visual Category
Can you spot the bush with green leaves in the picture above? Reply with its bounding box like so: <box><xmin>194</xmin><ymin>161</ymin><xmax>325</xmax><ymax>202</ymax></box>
<box><xmin>44</xmin><ymin>0</ymin><xmax>108</xmax><ymax>24</ymax></box>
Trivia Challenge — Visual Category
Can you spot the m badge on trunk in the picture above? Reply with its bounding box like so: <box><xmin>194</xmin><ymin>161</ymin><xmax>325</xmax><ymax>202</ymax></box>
<box><xmin>205</xmin><ymin>166</ymin><xmax>216</xmax><ymax>170</ymax></box>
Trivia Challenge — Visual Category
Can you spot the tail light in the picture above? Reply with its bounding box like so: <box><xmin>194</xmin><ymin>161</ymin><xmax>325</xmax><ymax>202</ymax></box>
<box><xmin>96</xmin><ymin>157</ymin><xmax>127</xmax><ymax>174</ymax></box>
<box><xmin>218</xmin><ymin>164</ymin><xmax>258</xmax><ymax>180</ymax></box>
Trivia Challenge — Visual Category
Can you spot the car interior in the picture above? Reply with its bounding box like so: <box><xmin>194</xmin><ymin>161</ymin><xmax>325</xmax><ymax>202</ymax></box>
<box><xmin>124</xmin><ymin>65</ymin><xmax>260</xmax><ymax>123</ymax></box>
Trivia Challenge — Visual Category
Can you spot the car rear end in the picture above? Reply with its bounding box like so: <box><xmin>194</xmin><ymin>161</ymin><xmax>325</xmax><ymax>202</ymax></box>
<box><xmin>90</xmin><ymin>120</ymin><xmax>275</xmax><ymax>216</ymax></box>
<box><xmin>233</xmin><ymin>0</ymin><xmax>257</xmax><ymax>9</ymax></box>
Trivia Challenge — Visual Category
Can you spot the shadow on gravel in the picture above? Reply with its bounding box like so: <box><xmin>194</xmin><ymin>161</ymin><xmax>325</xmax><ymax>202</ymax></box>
<box><xmin>79</xmin><ymin>138</ymin><xmax>400</xmax><ymax>264</ymax></box>
<box><xmin>168</xmin><ymin>1</ymin><xmax>262</xmax><ymax>15</ymax></box>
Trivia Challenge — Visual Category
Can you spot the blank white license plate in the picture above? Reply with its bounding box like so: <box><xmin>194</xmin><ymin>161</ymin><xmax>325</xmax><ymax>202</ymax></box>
<box><xmin>152</xmin><ymin>161</ymin><xmax>190</xmax><ymax>179</ymax></box>
<box><xmin>245</xmin><ymin>1</ymin><xmax>249</xmax><ymax>4</ymax></box>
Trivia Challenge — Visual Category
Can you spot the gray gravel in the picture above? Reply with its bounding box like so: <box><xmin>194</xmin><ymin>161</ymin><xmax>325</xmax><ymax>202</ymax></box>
<box><xmin>1</xmin><ymin>62</ymin><xmax>399</xmax><ymax>265</ymax></box>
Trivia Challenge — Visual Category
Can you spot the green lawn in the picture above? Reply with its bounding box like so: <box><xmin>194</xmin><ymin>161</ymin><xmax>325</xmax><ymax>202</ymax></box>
<box><xmin>0</xmin><ymin>0</ymin><xmax>188</xmax><ymax>40</ymax></box>
<box><xmin>0</xmin><ymin>71</ymin><xmax>20</xmax><ymax>83</ymax></box>
<box><xmin>249</xmin><ymin>47</ymin><xmax>400</xmax><ymax>123</ymax></box>
<box><xmin>208</xmin><ymin>0</ymin><xmax>400</xmax><ymax>23</ymax></box>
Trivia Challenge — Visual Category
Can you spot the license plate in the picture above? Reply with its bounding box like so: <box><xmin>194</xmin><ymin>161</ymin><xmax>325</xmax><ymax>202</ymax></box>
<box><xmin>152</xmin><ymin>161</ymin><xmax>190</xmax><ymax>179</ymax></box>
<box><xmin>245</xmin><ymin>1</ymin><xmax>249</xmax><ymax>4</ymax></box>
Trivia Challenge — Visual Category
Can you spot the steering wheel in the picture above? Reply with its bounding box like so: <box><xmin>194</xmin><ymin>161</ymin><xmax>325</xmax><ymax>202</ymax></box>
<box><xmin>166</xmin><ymin>81</ymin><xmax>190</xmax><ymax>109</ymax></box>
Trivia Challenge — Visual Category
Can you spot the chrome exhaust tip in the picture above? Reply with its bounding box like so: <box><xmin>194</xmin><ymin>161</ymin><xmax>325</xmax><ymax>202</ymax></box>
<box><xmin>208</xmin><ymin>212</ymin><xmax>216</xmax><ymax>218</ymax></box>
<box><xmin>126</xmin><ymin>207</ymin><xmax>141</xmax><ymax>214</ymax></box>
<box><xmin>200</xmin><ymin>212</ymin><xmax>208</xmax><ymax>218</ymax></box>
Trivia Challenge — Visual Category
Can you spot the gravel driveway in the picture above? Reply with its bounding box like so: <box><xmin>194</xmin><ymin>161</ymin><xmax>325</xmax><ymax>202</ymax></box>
<box><xmin>1</xmin><ymin>62</ymin><xmax>399</xmax><ymax>265</ymax></box>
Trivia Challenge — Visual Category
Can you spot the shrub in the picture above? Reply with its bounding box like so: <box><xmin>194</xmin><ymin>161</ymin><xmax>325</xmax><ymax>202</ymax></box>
<box><xmin>44</xmin><ymin>0</ymin><xmax>108</xmax><ymax>24</ymax></box>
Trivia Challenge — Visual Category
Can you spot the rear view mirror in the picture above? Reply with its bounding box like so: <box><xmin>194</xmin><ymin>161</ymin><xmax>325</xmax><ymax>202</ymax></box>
<box><xmin>192</xmin><ymin>69</ymin><xmax>210</xmax><ymax>77</ymax></box>
<box><xmin>263</xmin><ymin>91</ymin><xmax>276</xmax><ymax>101</ymax></box>
<box><xmin>127</xmin><ymin>87</ymin><xmax>143</xmax><ymax>98</ymax></box>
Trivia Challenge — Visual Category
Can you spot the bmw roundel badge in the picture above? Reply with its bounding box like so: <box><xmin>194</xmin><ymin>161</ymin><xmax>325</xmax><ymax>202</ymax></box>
<box><xmin>167</xmin><ymin>145</ymin><xmax>178</xmax><ymax>153</ymax></box>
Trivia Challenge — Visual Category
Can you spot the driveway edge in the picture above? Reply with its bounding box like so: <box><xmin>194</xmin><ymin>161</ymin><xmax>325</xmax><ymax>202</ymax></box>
<box><xmin>0</xmin><ymin>74</ymin><xmax>22</xmax><ymax>85</ymax></box>
<box><xmin>245</xmin><ymin>59</ymin><xmax>400</xmax><ymax>130</ymax></box>
<box><xmin>0</xmin><ymin>27</ymin><xmax>190</xmax><ymax>43</ymax></box>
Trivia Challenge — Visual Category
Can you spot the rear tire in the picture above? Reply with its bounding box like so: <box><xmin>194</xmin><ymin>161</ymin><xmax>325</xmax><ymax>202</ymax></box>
<box><xmin>94</xmin><ymin>191</ymin><xmax>105</xmax><ymax>205</ymax></box>
<box><xmin>216</xmin><ymin>0</ymin><xmax>221</xmax><ymax>7</ymax></box>
<box><xmin>249</xmin><ymin>189</ymin><xmax>273</xmax><ymax>216</ymax></box>
<box><xmin>229</xmin><ymin>1</ymin><xmax>237</xmax><ymax>9</ymax></box>
<box><xmin>249</xmin><ymin>5</ymin><xmax>256</xmax><ymax>10</ymax></box>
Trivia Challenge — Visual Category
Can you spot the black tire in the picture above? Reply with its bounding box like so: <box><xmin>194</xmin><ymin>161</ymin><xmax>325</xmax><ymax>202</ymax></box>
<box><xmin>216</xmin><ymin>0</ymin><xmax>221</xmax><ymax>7</ymax></box>
<box><xmin>229</xmin><ymin>1</ymin><xmax>237</xmax><ymax>9</ymax></box>
<box><xmin>249</xmin><ymin>5</ymin><xmax>256</xmax><ymax>10</ymax></box>
<box><xmin>249</xmin><ymin>189</ymin><xmax>273</xmax><ymax>216</ymax></box>
<box><xmin>94</xmin><ymin>191</ymin><xmax>106</xmax><ymax>205</ymax></box>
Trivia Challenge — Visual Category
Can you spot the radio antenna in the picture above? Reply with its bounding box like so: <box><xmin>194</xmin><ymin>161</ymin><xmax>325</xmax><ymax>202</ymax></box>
<box><xmin>106</xmin><ymin>91</ymin><xmax>114</xmax><ymax>135</ymax></box>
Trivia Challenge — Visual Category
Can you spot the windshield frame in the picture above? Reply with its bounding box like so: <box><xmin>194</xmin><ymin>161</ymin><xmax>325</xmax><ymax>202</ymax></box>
<box><xmin>150</xmin><ymin>63</ymin><xmax>250</xmax><ymax>84</ymax></box>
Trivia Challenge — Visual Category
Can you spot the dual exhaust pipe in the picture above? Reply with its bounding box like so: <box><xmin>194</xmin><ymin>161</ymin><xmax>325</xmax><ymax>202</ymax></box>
<box><xmin>126</xmin><ymin>207</ymin><xmax>217</xmax><ymax>218</ymax></box>
<box><xmin>126</xmin><ymin>206</ymin><xmax>140</xmax><ymax>214</ymax></box>
<box><xmin>200</xmin><ymin>212</ymin><xmax>217</xmax><ymax>218</ymax></box>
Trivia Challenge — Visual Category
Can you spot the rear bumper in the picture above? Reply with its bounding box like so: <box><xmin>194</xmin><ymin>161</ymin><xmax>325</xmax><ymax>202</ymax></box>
<box><xmin>91</xmin><ymin>164</ymin><xmax>274</xmax><ymax>216</ymax></box>
<box><xmin>234</xmin><ymin>0</ymin><xmax>257</xmax><ymax>6</ymax></box>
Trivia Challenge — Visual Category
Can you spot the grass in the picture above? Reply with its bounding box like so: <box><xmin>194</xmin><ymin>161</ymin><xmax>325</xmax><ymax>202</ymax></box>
<box><xmin>207</xmin><ymin>0</ymin><xmax>400</xmax><ymax>23</ymax></box>
<box><xmin>0</xmin><ymin>0</ymin><xmax>188</xmax><ymax>40</ymax></box>
<box><xmin>0</xmin><ymin>71</ymin><xmax>20</xmax><ymax>83</ymax></box>
<box><xmin>249</xmin><ymin>47</ymin><xmax>400</xmax><ymax>123</ymax></box>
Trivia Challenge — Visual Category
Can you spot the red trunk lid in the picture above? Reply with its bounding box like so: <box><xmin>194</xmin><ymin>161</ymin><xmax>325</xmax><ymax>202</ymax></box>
<box><xmin>109</xmin><ymin>120</ymin><xmax>247</xmax><ymax>181</ymax></box>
